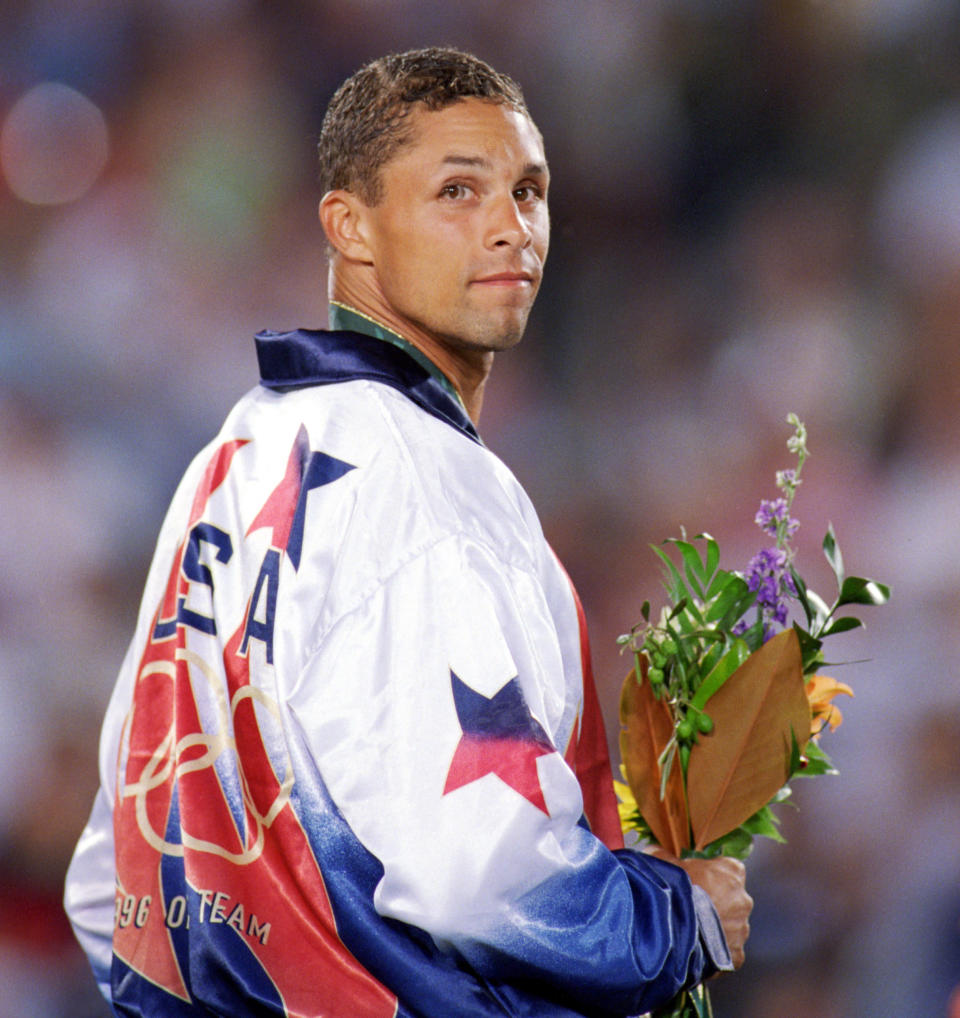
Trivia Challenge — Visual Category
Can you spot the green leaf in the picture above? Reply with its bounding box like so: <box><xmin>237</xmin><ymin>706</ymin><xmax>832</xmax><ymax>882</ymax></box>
<box><xmin>789</xmin><ymin>566</ymin><xmax>815</xmax><ymax>628</ymax></box>
<box><xmin>703</xmin><ymin>573</ymin><xmax>751</xmax><ymax>625</ymax></box>
<box><xmin>669</xmin><ymin>539</ymin><xmax>708</xmax><ymax>600</ymax></box>
<box><xmin>696</xmin><ymin>797</ymin><xmax>796</xmax><ymax>859</ymax></box>
<box><xmin>822</xmin><ymin>616</ymin><xmax>863</xmax><ymax>637</ymax></box>
<box><xmin>698</xmin><ymin>826</ymin><xmax>755</xmax><ymax>861</ymax></box>
<box><xmin>822</xmin><ymin>524</ymin><xmax>844</xmax><ymax>586</ymax></box>
<box><xmin>690</xmin><ymin>639</ymin><xmax>751</xmax><ymax>711</ymax></box>
<box><xmin>689</xmin><ymin>985</ymin><xmax>709</xmax><ymax>1018</ymax></box>
<box><xmin>697</xmin><ymin>533</ymin><xmax>720</xmax><ymax>584</ymax></box>
<box><xmin>667</xmin><ymin>596</ymin><xmax>689</xmax><ymax>620</ymax></box>
<box><xmin>676</xmin><ymin>600</ymin><xmax>708</xmax><ymax>634</ymax></box>
<box><xmin>741</xmin><ymin>614</ymin><xmax>769</xmax><ymax>655</ymax></box>
<box><xmin>716</xmin><ymin>589</ymin><xmax>758</xmax><ymax>635</ymax></box>
<box><xmin>770</xmin><ymin>785</ymin><xmax>793</xmax><ymax>806</ymax></box>
<box><xmin>651</xmin><ymin>545</ymin><xmax>690</xmax><ymax>604</ymax></box>
<box><xmin>797</xmin><ymin>739</ymin><xmax>837</xmax><ymax>777</ymax></box>
<box><xmin>698</xmin><ymin>633</ymin><xmax>733</xmax><ymax>679</ymax></box>
<box><xmin>741</xmin><ymin>805</ymin><xmax>785</xmax><ymax>841</ymax></box>
<box><xmin>837</xmin><ymin>575</ymin><xmax>891</xmax><ymax>607</ymax></box>
<box><xmin>793</xmin><ymin>625</ymin><xmax>825</xmax><ymax>674</ymax></box>
<box><xmin>659</xmin><ymin>741</ymin><xmax>678</xmax><ymax>802</ymax></box>
<box><xmin>806</xmin><ymin>588</ymin><xmax>832</xmax><ymax>629</ymax></box>
<box><xmin>787</xmin><ymin>727</ymin><xmax>804</xmax><ymax>778</ymax></box>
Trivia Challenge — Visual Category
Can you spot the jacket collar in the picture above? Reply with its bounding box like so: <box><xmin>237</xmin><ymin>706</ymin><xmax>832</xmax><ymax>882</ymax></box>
<box><xmin>255</xmin><ymin>324</ymin><xmax>481</xmax><ymax>444</ymax></box>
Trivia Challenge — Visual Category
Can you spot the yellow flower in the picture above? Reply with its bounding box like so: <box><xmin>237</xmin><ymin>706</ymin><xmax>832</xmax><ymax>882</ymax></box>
<box><xmin>614</xmin><ymin>768</ymin><xmax>645</xmax><ymax>833</ymax></box>
<box><xmin>805</xmin><ymin>674</ymin><xmax>853</xmax><ymax>736</ymax></box>
<box><xmin>614</xmin><ymin>766</ymin><xmax>637</xmax><ymax>812</ymax></box>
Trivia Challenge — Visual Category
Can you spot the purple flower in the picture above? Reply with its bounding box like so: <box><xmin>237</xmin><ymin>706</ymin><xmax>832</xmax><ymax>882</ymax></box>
<box><xmin>777</xmin><ymin>468</ymin><xmax>798</xmax><ymax>488</ymax></box>
<box><xmin>744</xmin><ymin>545</ymin><xmax>794</xmax><ymax>639</ymax></box>
<box><xmin>745</xmin><ymin>546</ymin><xmax>787</xmax><ymax>583</ymax></box>
<box><xmin>754</xmin><ymin>498</ymin><xmax>799</xmax><ymax>539</ymax></box>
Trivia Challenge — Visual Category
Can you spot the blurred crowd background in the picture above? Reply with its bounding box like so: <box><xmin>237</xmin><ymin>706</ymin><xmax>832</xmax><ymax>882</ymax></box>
<box><xmin>2</xmin><ymin>1</ymin><xmax>959</xmax><ymax>1015</ymax></box>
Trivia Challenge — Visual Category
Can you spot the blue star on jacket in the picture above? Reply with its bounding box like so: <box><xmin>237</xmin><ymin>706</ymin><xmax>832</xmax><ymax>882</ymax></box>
<box><xmin>443</xmin><ymin>671</ymin><xmax>556</xmax><ymax>814</ymax></box>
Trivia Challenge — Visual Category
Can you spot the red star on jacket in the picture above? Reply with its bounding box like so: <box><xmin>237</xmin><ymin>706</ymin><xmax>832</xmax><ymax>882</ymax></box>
<box><xmin>443</xmin><ymin>671</ymin><xmax>557</xmax><ymax>814</ymax></box>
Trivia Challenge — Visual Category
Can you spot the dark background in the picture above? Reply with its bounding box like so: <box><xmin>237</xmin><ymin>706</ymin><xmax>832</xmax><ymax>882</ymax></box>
<box><xmin>2</xmin><ymin>2</ymin><xmax>959</xmax><ymax>1015</ymax></box>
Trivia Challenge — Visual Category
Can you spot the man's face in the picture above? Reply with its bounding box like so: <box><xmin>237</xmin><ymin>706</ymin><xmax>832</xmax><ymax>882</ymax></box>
<box><xmin>360</xmin><ymin>98</ymin><xmax>550</xmax><ymax>356</ymax></box>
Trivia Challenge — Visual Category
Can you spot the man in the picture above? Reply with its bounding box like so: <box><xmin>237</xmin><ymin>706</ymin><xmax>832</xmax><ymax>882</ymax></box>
<box><xmin>65</xmin><ymin>48</ymin><xmax>751</xmax><ymax>1017</ymax></box>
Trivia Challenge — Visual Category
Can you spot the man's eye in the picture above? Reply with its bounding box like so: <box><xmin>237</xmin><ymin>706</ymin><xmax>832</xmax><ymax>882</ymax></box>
<box><xmin>514</xmin><ymin>185</ymin><xmax>543</xmax><ymax>203</ymax></box>
<box><xmin>440</xmin><ymin>183</ymin><xmax>471</xmax><ymax>199</ymax></box>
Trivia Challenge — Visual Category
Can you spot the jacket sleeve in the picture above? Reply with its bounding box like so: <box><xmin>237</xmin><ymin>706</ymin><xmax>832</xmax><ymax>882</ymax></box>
<box><xmin>64</xmin><ymin>620</ymin><xmax>151</xmax><ymax>1002</ymax></box>
<box><xmin>61</xmin><ymin>448</ymin><xmax>209</xmax><ymax>1006</ymax></box>
<box><xmin>285</xmin><ymin>530</ymin><xmax>730</xmax><ymax>1016</ymax></box>
<box><xmin>64</xmin><ymin>788</ymin><xmax>116</xmax><ymax>1000</ymax></box>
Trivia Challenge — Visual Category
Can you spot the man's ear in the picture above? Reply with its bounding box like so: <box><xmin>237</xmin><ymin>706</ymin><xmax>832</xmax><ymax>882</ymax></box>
<box><xmin>319</xmin><ymin>190</ymin><xmax>374</xmax><ymax>263</ymax></box>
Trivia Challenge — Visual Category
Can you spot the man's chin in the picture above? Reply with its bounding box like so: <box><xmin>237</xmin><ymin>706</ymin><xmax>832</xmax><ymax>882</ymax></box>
<box><xmin>464</xmin><ymin>309</ymin><xmax>532</xmax><ymax>352</ymax></box>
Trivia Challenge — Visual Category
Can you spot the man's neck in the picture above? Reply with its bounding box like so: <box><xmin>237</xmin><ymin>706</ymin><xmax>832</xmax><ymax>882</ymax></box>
<box><xmin>328</xmin><ymin>278</ymin><xmax>490</xmax><ymax>424</ymax></box>
<box><xmin>329</xmin><ymin>301</ymin><xmax>465</xmax><ymax>397</ymax></box>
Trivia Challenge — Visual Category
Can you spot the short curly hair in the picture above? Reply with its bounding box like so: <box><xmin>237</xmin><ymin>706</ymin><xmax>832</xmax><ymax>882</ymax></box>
<box><xmin>318</xmin><ymin>47</ymin><xmax>529</xmax><ymax>205</ymax></box>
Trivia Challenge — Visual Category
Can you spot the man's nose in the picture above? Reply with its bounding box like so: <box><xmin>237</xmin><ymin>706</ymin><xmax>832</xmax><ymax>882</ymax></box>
<box><xmin>485</xmin><ymin>193</ymin><xmax>531</xmax><ymax>249</ymax></box>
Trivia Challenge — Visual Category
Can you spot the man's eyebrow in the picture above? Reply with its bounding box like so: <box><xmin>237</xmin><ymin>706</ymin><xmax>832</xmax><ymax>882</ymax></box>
<box><xmin>440</xmin><ymin>155</ymin><xmax>549</xmax><ymax>177</ymax></box>
<box><xmin>441</xmin><ymin>154</ymin><xmax>489</xmax><ymax>169</ymax></box>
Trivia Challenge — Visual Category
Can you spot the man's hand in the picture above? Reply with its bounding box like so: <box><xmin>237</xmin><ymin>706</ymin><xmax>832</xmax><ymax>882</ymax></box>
<box><xmin>647</xmin><ymin>849</ymin><xmax>753</xmax><ymax>968</ymax></box>
<box><xmin>676</xmin><ymin>856</ymin><xmax>752</xmax><ymax>970</ymax></box>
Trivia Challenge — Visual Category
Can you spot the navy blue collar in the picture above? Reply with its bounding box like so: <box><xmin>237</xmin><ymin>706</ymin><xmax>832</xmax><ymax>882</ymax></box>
<box><xmin>255</xmin><ymin>328</ymin><xmax>481</xmax><ymax>444</ymax></box>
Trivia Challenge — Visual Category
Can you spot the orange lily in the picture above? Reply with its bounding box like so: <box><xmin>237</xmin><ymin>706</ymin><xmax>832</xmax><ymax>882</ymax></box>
<box><xmin>805</xmin><ymin>674</ymin><xmax>853</xmax><ymax>736</ymax></box>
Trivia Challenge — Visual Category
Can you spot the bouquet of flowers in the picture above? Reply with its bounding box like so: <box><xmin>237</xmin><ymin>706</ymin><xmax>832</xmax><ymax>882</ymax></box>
<box><xmin>615</xmin><ymin>415</ymin><xmax>890</xmax><ymax>1018</ymax></box>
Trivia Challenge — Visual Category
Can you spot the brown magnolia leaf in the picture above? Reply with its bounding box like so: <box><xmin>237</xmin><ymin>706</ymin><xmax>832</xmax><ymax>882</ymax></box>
<box><xmin>619</xmin><ymin>659</ymin><xmax>690</xmax><ymax>856</ymax></box>
<box><xmin>687</xmin><ymin>628</ymin><xmax>810</xmax><ymax>851</ymax></box>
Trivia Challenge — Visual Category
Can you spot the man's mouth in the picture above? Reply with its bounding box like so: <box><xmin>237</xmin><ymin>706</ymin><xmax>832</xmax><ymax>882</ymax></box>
<box><xmin>471</xmin><ymin>271</ymin><xmax>536</xmax><ymax>287</ymax></box>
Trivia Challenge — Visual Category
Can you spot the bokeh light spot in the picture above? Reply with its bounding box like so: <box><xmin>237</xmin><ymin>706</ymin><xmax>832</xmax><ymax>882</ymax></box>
<box><xmin>0</xmin><ymin>82</ymin><xmax>109</xmax><ymax>205</ymax></box>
